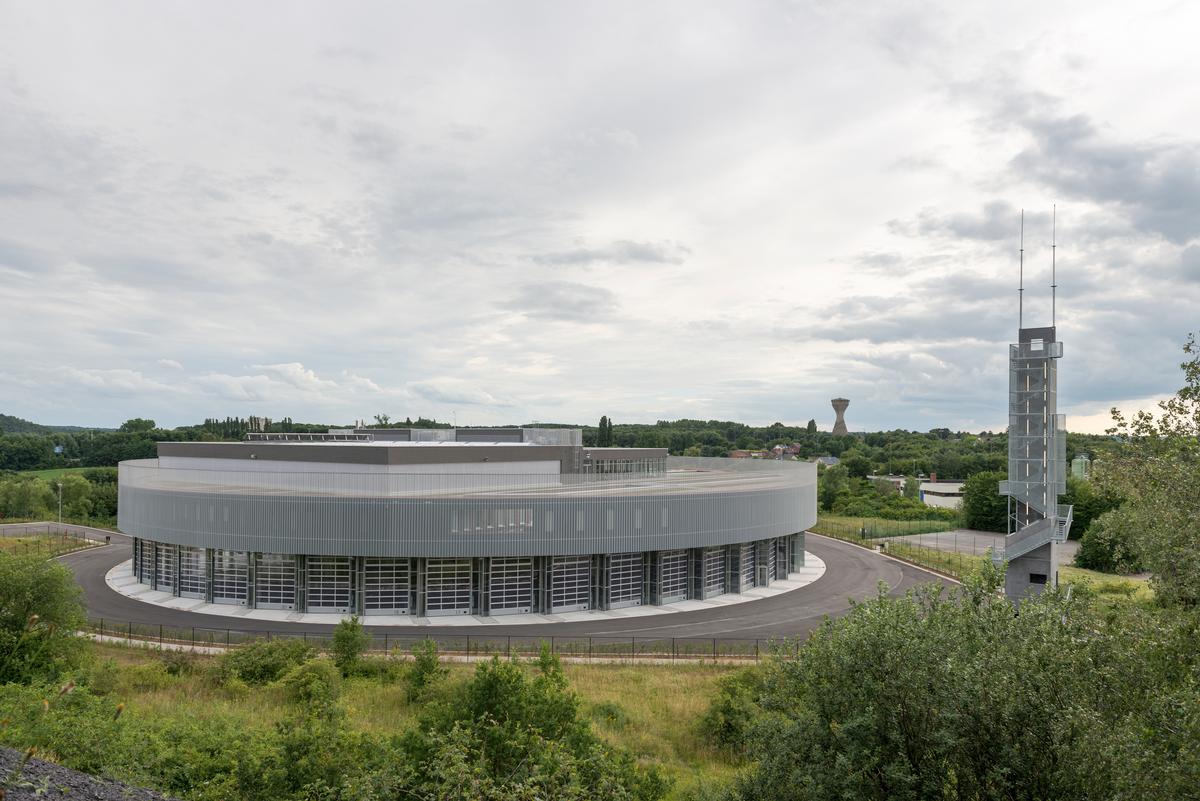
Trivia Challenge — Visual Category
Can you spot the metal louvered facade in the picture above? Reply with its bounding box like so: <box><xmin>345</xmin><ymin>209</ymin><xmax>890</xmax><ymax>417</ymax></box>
<box><xmin>121</xmin><ymin>448</ymin><xmax>816</xmax><ymax>617</ymax></box>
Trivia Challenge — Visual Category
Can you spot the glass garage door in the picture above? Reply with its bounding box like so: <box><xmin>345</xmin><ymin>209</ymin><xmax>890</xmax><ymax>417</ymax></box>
<box><xmin>154</xmin><ymin>543</ymin><xmax>176</xmax><ymax>592</ymax></box>
<box><xmin>488</xmin><ymin>557</ymin><xmax>533</xmax><ymax>615</ymax></box>
<box><xmin>363</xmin><ymin>558</ymin><xmax>410</xmax><ymax>615</ymax></box>
<box><xmin>659</xmin><ymin>550</ymin><xmax>689</xmax><ymax>603</ymax></box>
<box><xmin>178</xmin><ymin>546</ymin><xmax>207</xmax><ymax>599</ymax></box>
<box><xmin>764</xmin><ymin>539</ymin><xmax>776</xmax><ymax>585</ymax></box>
<box><xmin>137</xmin><ymin>539</ymin><xmax>155</xmax><ymax>585</ymax></box>
<box><xmin>425</xmin><ymin>558</ymin><xmax>473</xmax><ymax>616</ymax></box>
<box><xmin>703</xmin><ymin>547</ymin><xmax>726</xmax><ymax>597</ymax></box>
<box><xmin>307</xmin><ymin>556</ymin><xmax>353</xmax><ymax>613</ymax></box>
<box><xmin>212</xmin><ymin>550</ymin><xmax>249</xmax><ymax>605</ymax></box>
<box><xmin>608</xmin><ymin>552</ymin><xmax>643</xmax><ymax>608</ymax></box>
<box><xmin>254</xmin><ymin>553</ymin><xmax>297</xmax><ymax>610</ymax></box>
<box><xmin>550</xmin><ymin>556</ymin><xmax>591</xmax><ymax>613</ymax></box>
<box><xmin>740</xmin><ymin>543</ymin><xmax>757</xmax><ymax>590</ymax></box>
<box><xmin>775</xmin><ymin>538</ymin><xmax>788</xmax><ymax>579</ymax></box>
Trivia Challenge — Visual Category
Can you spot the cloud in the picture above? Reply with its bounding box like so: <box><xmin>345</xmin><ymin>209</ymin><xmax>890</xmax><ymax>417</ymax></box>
<box><xmin>348</xmin><ymin>122</ymin><xmax>401</xmax><ymax>163</ymax></box>
<box><xmin>891</xmin><ymin>201</ymin><xmax>1050</xmax><ymax>242</ymax></box>
<box><xmin>408</xmin><ymin>378</ymin><xmax>507</xmax><ymax>406</ymax></box>
<box><xmin>1</xmin><ymin>2</ymin><xmax>1198</xmax><ymax>433</ymax></box>
<box><xmin>501</xmin><ymin>280</ymin><xmax>618</xmax><ymax>322</ymax></box>
<box><xmin>531</xmin><ymin>240</ymin><xmax>690</xmax><ymax>266</ymax></box>
<box><xmin>993</xmin><ymin>90</ymin><xmax>1200</xmax><ymax>244</ymax></box>
<box><xmin>193</xmin><ymin>373</ymin><xmax>275</xmax><ymax>402</ymax></box>
<box><xmin>253</xmin><ymin>362</ymin><xmax>339</xmax><ymax>392</ymax></box>
<box><xmin>54</xmin><ymin>368</ymin><xmax>174</xmax><ymax>397</ymax></box>
<box><xmin>1182</xmin><ymin>245</ymin><xmax>1200</xmax><ymax>283</ymax></box>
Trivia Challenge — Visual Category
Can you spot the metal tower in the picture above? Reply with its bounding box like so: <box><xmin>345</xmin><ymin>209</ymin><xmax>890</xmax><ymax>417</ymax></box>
<box><xmin>831</xmin><ymin>398</ymin><xmax>849</xmax><ymax>435</ymax></box>
<box><xmin>996</xmin><ymin>211</ymin><xmax>1072</xmax><ymax>598</ymax></box>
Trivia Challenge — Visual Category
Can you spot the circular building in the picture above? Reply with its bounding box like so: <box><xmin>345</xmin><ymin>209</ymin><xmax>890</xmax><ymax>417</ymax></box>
<box><xmin>118</xmin><ymin>428</ymin><xmax>817</xmax><ymax>617</ymax></box>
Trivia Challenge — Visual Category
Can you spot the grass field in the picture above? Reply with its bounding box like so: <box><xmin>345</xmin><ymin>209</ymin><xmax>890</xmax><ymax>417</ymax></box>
<box><xmin>18</xmin><ymin>466</ymin><xmax>93</xmax><ymax>479</ymax></box>
<box><xmin>87</xmin><ymin>641</ymin><xmax>741</xmax><ymax>799</ymax></box>
<box><xmin>812</xmin><ymin>515</ymin><xmax>960</xmax><ymax>538</ymax></box>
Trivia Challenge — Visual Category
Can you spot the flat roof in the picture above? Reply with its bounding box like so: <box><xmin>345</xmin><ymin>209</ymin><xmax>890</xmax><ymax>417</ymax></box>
<box><xmin>121</xmin><ymin>458</ymin><xmax>809</xmax><ymax>499</ymax></box>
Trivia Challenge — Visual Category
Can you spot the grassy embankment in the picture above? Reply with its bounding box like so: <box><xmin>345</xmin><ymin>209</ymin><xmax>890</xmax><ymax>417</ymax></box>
<box><xmin>86</xmin><ymin>641</ymin><xmax>743</xmax><ymax>799</ymax></box>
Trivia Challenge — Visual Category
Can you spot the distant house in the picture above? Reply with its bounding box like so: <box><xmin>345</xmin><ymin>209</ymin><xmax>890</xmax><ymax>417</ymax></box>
<box><xmin>919</xmin><ymin>481</ymin><xmax>965</xmax><ymax>509</ymax></box>
<box><xmin>813</xmin><ymin>455</ymin><xmax>840</xmax><ymax>467</ymax></box>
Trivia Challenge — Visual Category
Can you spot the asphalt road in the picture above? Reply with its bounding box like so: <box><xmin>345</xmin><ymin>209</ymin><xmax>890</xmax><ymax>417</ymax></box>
<box><xmin>60</xmin><ymin>533</ymin><xmax>951</xmax><ymax>640</ymax></box>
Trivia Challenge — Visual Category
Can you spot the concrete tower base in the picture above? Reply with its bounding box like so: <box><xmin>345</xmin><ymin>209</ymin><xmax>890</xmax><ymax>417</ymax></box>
<box><xmin>1005</xmin><ymin>541</ymin><xmax>1056</xmax><ymax>601</ymax></box>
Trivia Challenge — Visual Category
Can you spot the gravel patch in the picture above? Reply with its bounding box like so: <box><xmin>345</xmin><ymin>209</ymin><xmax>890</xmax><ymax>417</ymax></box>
<box><xmin>0</xmin><ymin>747</ymin><xmax>176</xmax><ymax>801</ymax></box>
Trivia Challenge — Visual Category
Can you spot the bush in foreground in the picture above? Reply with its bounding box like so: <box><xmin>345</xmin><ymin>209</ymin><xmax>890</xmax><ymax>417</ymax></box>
<box><xmin>721</xmin><ymin>564</ymin><xmax>1200</xmax><ymax>801</ymax></box>
<box><xmin>217</xmin><ymin>638</ymin><xmax>314</xmax><ymax>686</ymax></box>
<box><xmin>0</xmin><ymin>551</ymin><xmax>86</xmax><ymax>685</ymax></box>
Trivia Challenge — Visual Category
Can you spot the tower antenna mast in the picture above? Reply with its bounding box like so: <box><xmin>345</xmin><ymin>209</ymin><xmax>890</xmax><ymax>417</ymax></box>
<box><xmin>1018</xmin><ymin>209</ymin><xmax>1025</xmax><ymax>329</ymax></box>
<box><xmin>1051</xmin><ymin>204</ymin><xmax>1057</xmax><ymax>327</ymax></box>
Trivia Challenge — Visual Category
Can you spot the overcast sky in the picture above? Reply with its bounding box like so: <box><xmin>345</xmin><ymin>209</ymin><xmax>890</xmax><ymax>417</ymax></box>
<box><xmin>1</xmin><ymin>1</ymin><xmax>1197</xmax><ymax>433</ymax></box>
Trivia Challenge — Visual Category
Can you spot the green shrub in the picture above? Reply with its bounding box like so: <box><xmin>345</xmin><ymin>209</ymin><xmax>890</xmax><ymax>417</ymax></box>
<box><xmin>126</xmin><ymin>661</ymin><xmax>174</xmax><ymax>692</ymax></box>
<box><xmin>330</xmin><ymin>615</ymin><xmax>371</xmax><ymax>676</ymax></box>
<box><xmin>589</xmin><ymin>700</ymin><xmax>628</xmax><ymax>731</ymax></box>
<box><xmin>1076</xmin><ymin>509</ymin><xmax>1144</xmax><ymax>574</ymax></box>
<box><xmin>158</xmin><ymin>649</ymin><xmax>201</xmax><ymax>676</ymax></box>
<box><xmin>350</xmin><ymin>654</ymin><xmax>402</xmax><ymax>682</ymax></box>
<box><xmin>404</xmin><ymin>639</ymin><xmax>446</xmax><ymax>701</ymax></box>
<box><xmin>218</xmin><ymin>638</ymin><xmax>314</xmax><ymax>685</ymax></box>
<box><xmin>81</xmin><ymin>658</ymin><xmax>120</xmax><ymax>695</ymax></box>
<box><xmin>0</xmin><ymin>552</ymin><xmax>86</xmax><ymax>685</ymax></box>
<box><xmin>278</xmin><ymin>659</ymin><xmax>341</xmax><ymax>706</ymax></box>
<box><xmin>700</xmin><ymin>665</ymin><xmax>767</xmax><ymax>752</ymax></box>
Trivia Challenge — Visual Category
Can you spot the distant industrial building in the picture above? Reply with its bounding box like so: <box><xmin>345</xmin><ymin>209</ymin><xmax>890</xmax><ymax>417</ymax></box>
<box><xmin>919</xmin><ymin>481</ymin><xmax>965</xmax><ymax>509</ymax></box>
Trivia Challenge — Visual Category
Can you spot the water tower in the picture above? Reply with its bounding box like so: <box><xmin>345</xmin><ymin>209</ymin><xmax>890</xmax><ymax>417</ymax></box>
<box><xmin>831</xmin><ymin>398</ymin><xmax>849</xmax><ymax>435</ymax></box>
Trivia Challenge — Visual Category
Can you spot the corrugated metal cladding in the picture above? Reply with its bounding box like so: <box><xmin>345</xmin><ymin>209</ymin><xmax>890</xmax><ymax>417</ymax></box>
<box><xmin>117</xmin><ymin>456</ymin><xmax>816</xmax><ymax>558</ymax></box>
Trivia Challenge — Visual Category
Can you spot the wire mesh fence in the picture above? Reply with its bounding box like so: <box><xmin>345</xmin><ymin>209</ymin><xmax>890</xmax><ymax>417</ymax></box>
<box><xmin>0</xmin><ymin>529</ymin><xmax>102</xmax><ymax>558</ymax></box>
<box><xmin>84</xmin><ymin>617</ymin><xmax>795</xmax><ymax>663</ymax></box>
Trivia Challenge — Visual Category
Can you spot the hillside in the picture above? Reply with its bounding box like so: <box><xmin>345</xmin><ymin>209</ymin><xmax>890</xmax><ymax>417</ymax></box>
<box><xmin>0</xmin><ymin>414</ymin><xmax>50</xmax><ymax>434</ymax></box>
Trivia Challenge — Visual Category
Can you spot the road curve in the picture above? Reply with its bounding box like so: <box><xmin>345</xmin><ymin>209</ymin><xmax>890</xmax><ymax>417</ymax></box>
<box><xmin>59</xmin><ymin>533</ymin><xmax>951</xmax><ymax>640</ymax></box>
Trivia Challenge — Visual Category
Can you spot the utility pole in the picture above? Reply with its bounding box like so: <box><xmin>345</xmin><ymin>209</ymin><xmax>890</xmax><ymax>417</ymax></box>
<box><xmin>56</xmin><ymin>481</ymin><xmax>63</xmax><ymax>528</ymax></box>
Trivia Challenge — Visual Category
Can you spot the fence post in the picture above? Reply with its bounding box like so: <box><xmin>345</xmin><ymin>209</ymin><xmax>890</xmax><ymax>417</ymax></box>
<box><xmin>466</xmin><ymin>634</ymin><xmax>470</xmax><ymax>658</ymax></box>
<box><xmin>712</xmin><ymin>637</ymin><xmax>717</xmax><ymax>661</ymax></box>
<box><xmin>226</xmin><ymin>629</ymin><xmax>230</xmax><ymax>647</ymax></box>
<box><xmin>191</xmin><ymin>627</ymin><xmax>195</xmax><ymax>648</ymax></box>
<box><xmin>159</xmin><ymin>624</ymin><xmax>163</xmax><ymax>646</ymax></box>
<box><xmin>507</xmin><ymin>635</ymin><xmax>511</xmax><ymax>659</ymax></box>
<box><xmin>588</xmin><ymin>637</ymin><xmax>593</xmax><ymax>661</ymax></box>
<box><xmin>127</xmin><ymin>621</ymin><xmax>132</xmax><ymax>644</ymax></box>
<box><xmin>671</xmin><ymin>637</ymin><xmax>676</xmax><ymax>663</ymax></box>
<box><xmin>384</xmin><ymin>633</ymin><xmax>389</xmax><ymax>654</ymax></box>
<box><xmin>631</xmin><ymin>637</ymin><xmax>635</xmax><ymax>661</ymax></box>
<box><xmin>755</xmin><ymin>639</ymin><xmax>760</xmax><ymax>662</ymax></box>
<box><xmin>551</xmin><ymin>635</ymin><xmax>555</xmax><ymax>655</ymax></box>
